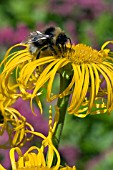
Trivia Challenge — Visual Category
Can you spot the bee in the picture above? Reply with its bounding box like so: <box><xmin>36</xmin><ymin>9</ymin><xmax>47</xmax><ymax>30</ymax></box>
<box><xmin>24</xmin><ymin>26</ymin><xmax>72</xmax><ymax>58</ymax></box>
<box><xmin>43</xmin><ymin>26</ymin><xmax>72</xmax><ymax>52</ymax></box>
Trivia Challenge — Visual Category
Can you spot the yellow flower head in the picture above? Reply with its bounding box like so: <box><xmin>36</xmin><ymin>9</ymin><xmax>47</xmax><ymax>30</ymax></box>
<box><xmin>9</xmin><ymin>145</ymin><xmax>76</xmax><ymax>170</ymax></box>
<box><xmin>0</xmin><ymin>106</ymin><xmax>34</xmax><ymax>149</ymax></box>
<box><xmin>6</xmin><ymin>106</ymin><xmax>76</xmax><ymax>170</ymax></box>
<box><xmin>0</xmin><ymin>43</ymin><xmax>42</xmax><ymax>114</ymax></box>
<box><xmin>1</xmin><ymin>41</ymin><xmax>113</xmax><ymax>117</ymax></box>
<box><xmin>8</xmin><ymin>107</ymin><xmax>75</xmax><ymax>170</ymax></box>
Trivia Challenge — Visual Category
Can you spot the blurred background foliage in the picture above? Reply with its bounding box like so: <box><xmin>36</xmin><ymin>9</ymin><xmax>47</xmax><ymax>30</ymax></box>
<box><xmin>1</xmin><ymin>0</ymin><xmax>113</xmax><ymax>169</ymax></box>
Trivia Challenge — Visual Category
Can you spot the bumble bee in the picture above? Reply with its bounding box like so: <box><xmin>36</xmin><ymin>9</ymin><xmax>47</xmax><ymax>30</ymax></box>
<box><xmin>24</xmin><ymin>26</ymin><xmax>72</xmax><ymax>58</ymax></box>
<box><xmin>44</xmin><ymin>26</ymin><xmax>72</xmax><ymax>52</ymax></box>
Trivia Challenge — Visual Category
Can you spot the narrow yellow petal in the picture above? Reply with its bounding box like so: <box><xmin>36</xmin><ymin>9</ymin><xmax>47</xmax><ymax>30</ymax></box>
<box><xmin>69</xmin><ymin>64</ymin><xmax>85</xmax><ymax>112</ymax></box>
<box><xmin>96</xmin><ymin>64</ymin><xmax>113</xmax><ymax>110</ymax></box>
<box><xmin>87</xmin><ymin>64</ymin><xmax>95</xmax><ymax>113</ymax></box>
<box><xmin>10</xmin><ymin>147</ymin><xmax>22</xmax><ymax>170</ymax></box>
<box><xmin>32</xmin><ymin>60</ymin><xmax>59</xmax><ymax>100</ymax></box>
<box><xmin>47</xmin><ymin>58</ymin><xmax>70</xmax><ymax>101</ymax></box>
<box><xmin>69</xmin><ymin>65</ymin><xmax>89</xmax><ymax>114</ymax></box>
<box><xmin>92</xmin><ymin>63</ymin><xmax>100</xmax><ymax>95</ymax></box>
<box><xmin>0</xmin><ymin>164</ymin><xmax>6</xmax><ymax>170</ymax></box>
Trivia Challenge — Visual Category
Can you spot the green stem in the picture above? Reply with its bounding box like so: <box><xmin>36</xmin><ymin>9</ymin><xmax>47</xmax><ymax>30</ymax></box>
<box><xmin>52</xmin><ymin>73</ymin><xmax>71</xmax><ymax>149</ymax></box>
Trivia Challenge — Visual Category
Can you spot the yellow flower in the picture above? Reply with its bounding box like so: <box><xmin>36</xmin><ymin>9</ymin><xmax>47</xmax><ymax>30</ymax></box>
<box><xmin>1</xmin><ymin>41</ymin><xmax>113</xmax><ymax>117</ymax></box>
<box><xmin>3</xmin><ymin>106</ymin><xmax>75</xmax><ymax>170</ymax></box>
<box><xmin>0</xmin><ymin>102</ymin><xmax>76</xmax><ymax>170</ymax></box>
<box><xmin>0</xmin><ymin>44</ymin><xmax>32</xmax><ymax>98</ymax></box>
<box><xmin>0</xmin><ymin>76</ymin><xmax>34</xmax><ymax>148</ymax></box>
<box><xmin>0</xmin><ymin>106</ymin><xmax>34</xmax><ymax>149</ymax></box>
<box><xmin>9</xmin><ymin>146</ymin><xmax>76</xmax><ymax>170</ymax></box>
<box><xmin>0</xmin><ymin>43</ymin><xmax>42</xmax><ymax>114</ymax></box>
<box><xmin>8</xmin><ymin>107</ymin><xmax>76</xmax><ymax>170</ymax></box>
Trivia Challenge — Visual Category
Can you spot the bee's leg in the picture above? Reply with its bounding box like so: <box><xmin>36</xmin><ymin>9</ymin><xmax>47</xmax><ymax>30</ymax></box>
<box><xmin>36</xmin><ymin>51</ymin><xmax>41</xmax><ymax>59</ymax></box>
<box><xmin>49</xmin><ymin>45</ymin><xmax>57</xmax><ymax>55</ymax></box>
<box><xmin>64</xmin><ymin>44</ymin><xmax>67</xmax><ymax>51</ymax></box>
<box><xmin>62</xmin><ymin>44</ymin><xmax>66</xmax><ymax>52</ymax></box>
<box><xmin>36</xmin><ymin>45</ymin><xmax>48</xmax><ymax>59</ymax></box>
<box><xmin>57</xmin><ymin>44</ymin><xmax>62</xmax><ymax>52</ymax></box>
<box><xmin>67</xmin><ymin>38</ymin><xmax>72</xmax><ymax>51</ymax></box>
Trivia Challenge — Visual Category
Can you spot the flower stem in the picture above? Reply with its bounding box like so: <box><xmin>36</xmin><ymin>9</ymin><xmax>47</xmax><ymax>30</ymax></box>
<box><xmin>52</xmin><ymin>73</ymin><xmax>71</xmax><ymax>149</ymax></box>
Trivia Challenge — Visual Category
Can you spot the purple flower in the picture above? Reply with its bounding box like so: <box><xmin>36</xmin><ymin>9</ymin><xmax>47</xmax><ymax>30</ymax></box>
<box><xmin>0</xmin><ymin>27</ymin><xmax>14</xmax><ymax>46</ymax></box>
<box><xmin>0</xmin><ymin>23</ymin><xmax>29</xmax><ymax>47</ymax></box>
<box><xmin>12</xmin><ymin>98</ymin><xmax>48</xmax><ymax>136</ymax></box>
<box><xmin>64</xmin><ymin>20</ymin><xmax>77</xmax><ymax>43</ymax></box>
<box><xmin>12</xmin><ymin>24</ymin><xmax>29</xmax><ymax>44</ymax></box>
<box><xmin>60</xmin><ymin>145</ymin><xmax>80</xmax><ymax>166</ymax></box>
<box><xmin>49</xmin><ymin>0</ymin><xmax>76</xmax><ymax>16</ymax></box>
<box><xmin>0</xmin><ymin>148</ymin><xmax>10</xmax><ymax>169</ymax></box>
<box><xmin>49</xmin><ymin>0</ymin><xmax>110</xmax><ymax>19</ymax></box>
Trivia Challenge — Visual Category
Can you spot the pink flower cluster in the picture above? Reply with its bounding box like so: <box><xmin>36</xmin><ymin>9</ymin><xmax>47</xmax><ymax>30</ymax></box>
<box><xmin>49</xmin><ymin>0</ymin><xmax>111</xmax><ymax>18</ymax></box>
<box><xmin>0</xmin><ymin>24</ymin><xmax>29</xmax><ymax>47</ymax></box>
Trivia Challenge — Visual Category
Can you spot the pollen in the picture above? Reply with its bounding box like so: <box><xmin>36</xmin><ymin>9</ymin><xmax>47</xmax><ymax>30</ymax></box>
<box><xmin>65</xmin><ymin>44</ymin><xmax>104</xmax><ymax>64</ymax></box>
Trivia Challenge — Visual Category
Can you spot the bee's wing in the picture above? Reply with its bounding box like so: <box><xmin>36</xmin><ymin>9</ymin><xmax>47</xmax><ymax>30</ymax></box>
<box><xmin>22</xmin><ymin>31</ymin><xmax>49</xmax><ymax>44</ymax></box>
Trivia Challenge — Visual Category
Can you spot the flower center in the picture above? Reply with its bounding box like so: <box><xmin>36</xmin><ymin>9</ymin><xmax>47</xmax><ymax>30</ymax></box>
<box><xmin>64</xmin><ymin>44</ymin><xmax>104</xmax><ymax>64</ymax></box>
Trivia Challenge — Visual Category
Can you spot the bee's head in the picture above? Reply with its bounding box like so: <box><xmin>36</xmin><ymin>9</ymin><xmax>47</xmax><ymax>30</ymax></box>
<box><xmin>56</xmin><ymin>33</ymin><xmax>68</xmax><ymax>45</ymax></box>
